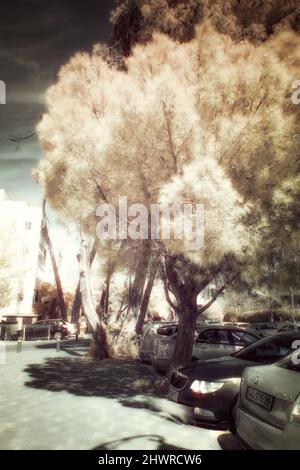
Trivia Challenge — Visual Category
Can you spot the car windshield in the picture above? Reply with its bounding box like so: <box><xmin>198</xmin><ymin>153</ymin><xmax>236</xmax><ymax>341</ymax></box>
<box><xmin>233</xmin><ymin>334</ymin><xmax>296</xmax><ymax>363</ymax></box>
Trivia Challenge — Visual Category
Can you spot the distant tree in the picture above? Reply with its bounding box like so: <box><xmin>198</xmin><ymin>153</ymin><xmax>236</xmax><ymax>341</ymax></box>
<box><xmin>33</xmin><ymin>282</ymin><xmax>74</xmax><ymax>319</ymax></box>
<box><xmin>41</xmin><ymin>200</ymin><xmax>68</xmax><ymax>322</ymax></box>
<box><xmin>110</xmin><ymin>0</ymin><xmax>300</xmax><ymax>56</ymax></box>
<box><xmin>0</xmin><ymin>249</ymin><xmax>13</xmax><ymax>309</ymax></box>
<box><xmin>0</xmin><ymin>232</ymin><xmax>21</xmax><ymax>309</ymax></box>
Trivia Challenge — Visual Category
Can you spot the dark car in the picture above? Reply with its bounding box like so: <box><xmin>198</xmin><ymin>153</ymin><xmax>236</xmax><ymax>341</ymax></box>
<box><xmin>16</xmin><ymin>319</ymin><xmax>75</xmax><ymax>341</ymax></box>
<box><xmin>278</xmin><ymin>322</ymin><xmax>300</xmax><ymax>333</ymax></box>
<box><xmin>168</xmin><ymin>331</ymin><xmax>300</xmax><ymax>430</ymax></box>
<box><xmin>251</xmin><ymin>322</ymin><xmax>278</xmax><ymax>337</ymax></box>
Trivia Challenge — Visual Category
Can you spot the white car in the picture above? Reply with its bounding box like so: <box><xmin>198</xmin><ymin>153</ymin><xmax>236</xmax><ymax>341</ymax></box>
<box><xmin>236</xmin><ymin>350</ymin><xmax>300</xmax><ymax>449</ymax></box>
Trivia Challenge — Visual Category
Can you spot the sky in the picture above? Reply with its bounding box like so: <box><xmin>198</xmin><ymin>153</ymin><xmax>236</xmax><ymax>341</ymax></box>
<box><xmin>0</xmin><ymin>0</ymin><xmax>114</xmax><ymax>206</ymax></box>
<box><xmin>0</xmin><ymin>0</ymin><xmax>114</xmax><ymax>288</ymax></box>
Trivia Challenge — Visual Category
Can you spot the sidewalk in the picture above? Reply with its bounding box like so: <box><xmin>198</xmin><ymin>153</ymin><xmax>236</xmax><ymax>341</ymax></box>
<box><xmin>0</xmin><ymin>339</ymin><xmax>221</xmax><ymax>450</ymax></box>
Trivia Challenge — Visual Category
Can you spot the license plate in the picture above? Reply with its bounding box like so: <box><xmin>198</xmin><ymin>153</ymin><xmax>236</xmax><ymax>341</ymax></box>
<box><xmin>168</xmin><ymin>387</ymin><xmax>179</xmax><ymax>402</ymax></box>
<box><xmin>247</xmin><ymin>387</ymin><xmax>273</xmax><ymax>411</ymax></box>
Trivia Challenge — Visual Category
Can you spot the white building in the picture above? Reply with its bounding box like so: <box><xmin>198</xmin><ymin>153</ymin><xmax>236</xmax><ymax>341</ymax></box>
<box><xmin>0</xmin><ymin>189</ymin><xmax>45</xmax><ymax>327</ymax></box>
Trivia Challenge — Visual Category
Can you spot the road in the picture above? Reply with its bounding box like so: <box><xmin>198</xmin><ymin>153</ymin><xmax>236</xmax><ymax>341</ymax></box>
<box><xmin>0</xmin><ymin>339</ymin><xmax>221</xmax><ymax>450</ymax></box>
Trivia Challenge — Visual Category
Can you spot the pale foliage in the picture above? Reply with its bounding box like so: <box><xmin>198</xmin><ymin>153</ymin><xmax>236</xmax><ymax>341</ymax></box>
<box><xmin>106</xmin><ymin>323</ymin><xmax>139</xmax><ymax>359</ymax></box>
<box><xmin>0</xmin><ymin>252</ymin><xmax>12</xmax><ymax>308</ymax></box>
<box><xmin>0</xmin><ymin>234</ymin><xmax>18</xmax><ymax>309</ymax></box>
<box><xmin>35</xmin><ymin>21</ymin><xmax>300</xmax><ymax>330</ymax></box>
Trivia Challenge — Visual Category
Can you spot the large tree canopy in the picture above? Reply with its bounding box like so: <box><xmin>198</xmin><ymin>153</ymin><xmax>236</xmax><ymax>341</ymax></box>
<box><xmin>35</xmin><ymin>20</ymin><xmax>300</xmax><ymax>365</ymax></box>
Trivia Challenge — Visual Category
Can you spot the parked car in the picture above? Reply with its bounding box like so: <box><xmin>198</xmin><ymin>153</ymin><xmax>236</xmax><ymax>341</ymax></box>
<box><xmin>139</xmin><ymin>321</ymin><xmax>178</xmax><ymax>362</ymax></box>
<box><xmin>151</xmin><ymin>326</ymin><xmax>260</xmax><ymax>373</ymax></box>
<box><xmin>237</xmin><ymin>322</ymin><xmax>252</xmax><ymax>329</ymax></box>
<box><xmin>235</xmin><ymin>349</ymin><xmax>300</xmax><ymax>449</ymax></box>
<box><xmin>278</xmin><ymin>322</ymin><xmax>300</xmax><ymax>333</ymax></box>
<box><xmin>168</xmin><ymin>331</ymin><xmax>300</xmax><ymax>430</ymax></box>
<box><xmin>16</xmin><ymin>319</ymin><xmax>77</xmax><ymax>341</ymax></box>
<box><xmin>252</xmin><ymin>322</ymin><xmax>278</xmax><ymax>337</ymax></box>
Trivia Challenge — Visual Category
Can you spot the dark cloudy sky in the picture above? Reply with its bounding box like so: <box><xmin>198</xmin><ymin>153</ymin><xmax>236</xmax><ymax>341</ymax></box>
<box><xmin>0</xmin><ymin>0</ymin><xmax>114</xmax><ymax>205</ymax></box>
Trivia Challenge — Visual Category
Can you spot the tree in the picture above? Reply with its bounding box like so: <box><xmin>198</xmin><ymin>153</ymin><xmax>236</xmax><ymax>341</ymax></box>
<box><xmin>33</xmin><ymin>282</ymin><xmax>74</xmax><ymax>319</ymax></box>
<box><xmin>0</xmin><ymin>248</ymin><xmax>13</xmax><ymax>309</ymax></box>
<box><xmin>110</xmin><ymin>0</ymin><xmax>300</xmax><ymax>56</ymax></box>
<box><xmin>35</xmin><ymin>21</ymin><xmax>299</xmax><ymax>368</ymax></box>
<box><xmin>0</xmin><ymin>231</ymin><xmax>22</xmax><ymax>310</ymax></box>
<box><xmin>79</xmin><ymin>234</ymin><xmax>109</xmax><ymax>359</ymax></box>
<box><xmin>42</xmin><ymin>200</ymin><xmax>68</xmax><ymax>322</ymax></box>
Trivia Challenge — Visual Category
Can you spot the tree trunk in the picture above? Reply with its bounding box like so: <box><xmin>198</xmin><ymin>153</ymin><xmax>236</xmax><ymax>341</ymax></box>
<box><xmin>98</xmin><ymin>287</ymin><xmax>106</xmax><ymax>319</ymax></box>
<box><xmin>42</xmin><ymin>200</ymin><xmax>67</xmax><ymax>322</ymax></box>
<box><xmin>162</xmin><ymin>253</ymin><xmax>198</xmax><ymax>377</ymax></box>
<box><xmin>71</xmin><ymin>243</ymin><xmax>97</xmax><ymax>324</ymax></box>
<box><xmin>104</xmin><ymin>261</ymin><xmax>115</xmax><ymax>316</ymax></box>
<box><xmin>79</xmin><ymin>236</ymin><xmax>109</xmax><ymax>359</ymax></box>
<box><xmin>168</xmin><ymin>295</ymin><xmax>197</xmax><ymax>376</ymax></box>
<box><xmin>126</xmin><ymin>239</ymin><xmax>151</xmax><ymax>327</ymax></box>
<box><xmin>71</xmin><ymin>284</ymin><xmax>81</xmax><ymax>324</ymax></box>
<box><xmin>135</xmin><ymin>255</ymin><xmax>159</xmax><ymax>335</ymax></box>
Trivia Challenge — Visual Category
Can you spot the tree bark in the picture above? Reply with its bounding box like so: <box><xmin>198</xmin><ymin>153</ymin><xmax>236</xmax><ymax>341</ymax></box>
<box><xmin>71</xmin><ymin>284</ymin><xmax>81</xmax><ymax>324</ymax></box>
<box><xmin>135</xmin><ymin>254</ymin><xmax>159</xmax><ymax>335</ymax></box>
<box><xmin>126</xmin><ymin>239</ymin><xmax>151</xmax><ymax>327</ymax></box>
<box><xmin>42</xmin><ymin>200</ymin><xmax>67</xmax><ymax>322</ymax></box>
<box><xmin>79</xmin><ymin>236</ymin><xmax>109</xmax><ymax>359</ymax></box>
<box><xmin>162</xmin><ymin>253</ymin><xmax>199</xmax><ymax>376</ymax></box>
<box><xmin>71</xmin><ymin>244</ymin><xmax>97</xmax><ymax>324</ymax></box>
<box><xmin>168</xmin><ymin>295</ymin><xmax>197</xmax><ymax>375</ymax></box>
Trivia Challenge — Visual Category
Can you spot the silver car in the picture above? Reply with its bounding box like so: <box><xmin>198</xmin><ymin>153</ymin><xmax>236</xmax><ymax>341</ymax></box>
<box><xmin>151</xmin><ymin>326</ymin><xmax>260</xmax><ymax>373</ymax></box>
<box><xmin>139</xmin><ymin>321</ymin><xmax>178</xmax><ymax>362</ymax></box>
<box><xmin>236</xmin><ymin>350</ymin><xmax>300</xmax><ymax>449</ymax></box>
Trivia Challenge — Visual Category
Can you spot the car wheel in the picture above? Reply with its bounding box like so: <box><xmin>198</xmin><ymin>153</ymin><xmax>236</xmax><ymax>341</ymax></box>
<box><xmin>229</xmin><ymin>398</ymin><xmax>238</xmax><ymax>435</ymax></box>
<box><xmin>54</xmin><ymin>331</ymin><xmax>63</xmax><ymax>340</ymax></box>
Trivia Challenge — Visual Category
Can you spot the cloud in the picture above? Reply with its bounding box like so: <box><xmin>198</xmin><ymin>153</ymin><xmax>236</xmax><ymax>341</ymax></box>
<box><xmin>0</xmin><ymin>0</ymin><xmax>113</xmax><ymax>206</ymax></box>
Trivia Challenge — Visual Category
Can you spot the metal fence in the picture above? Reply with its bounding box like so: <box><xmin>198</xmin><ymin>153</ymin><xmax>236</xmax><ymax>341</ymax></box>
<box><xmin>0</xmin><ymin>324</ymin><xmax>52</xmax><ymax>341</ymax></box>
<box><xmin>0</xmin><ymin>324</ymin><xmax>18</xmax><ymax>341</ymax></box>
<box><xmin>22</xmin><ymin>326</ymin><xmax>52</xmax><ymax>341</ymax></box>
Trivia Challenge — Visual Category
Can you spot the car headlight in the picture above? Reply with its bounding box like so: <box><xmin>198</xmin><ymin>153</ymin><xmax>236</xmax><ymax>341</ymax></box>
<box><xmin>190</xmin><ymin>380</ymin><xmax>224</xmax><ymax>394</ymax></box>
<box><xmin>226</xmin><ymin>378</ymin><xmax>241</xmax><ymax>386</ymax></box>
<box><xmin>290</xmin><ymin>395</ymin><xmax>300</xmax><ymax>426</ymax></box>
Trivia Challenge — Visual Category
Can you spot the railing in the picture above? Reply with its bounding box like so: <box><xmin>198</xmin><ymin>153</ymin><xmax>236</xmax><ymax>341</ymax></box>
<box><xmin>0</xmin><ymin>325</ymin><xmax>52</xmax><ymax>341</ymax></box>
<box><xmin>22</xmin><ymin>325</ymin><xmax>52</xmax><ymax>341</ymax></box>
<box><xmin>0</xmin><ymin>325</ymin><xmax>18</xmax><ymax>341</ymax></box>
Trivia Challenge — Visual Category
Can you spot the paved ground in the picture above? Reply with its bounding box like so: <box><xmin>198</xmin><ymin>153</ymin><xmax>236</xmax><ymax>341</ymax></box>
<box><xmin>0</xmin><ymin>339</ymin><xmax>221</xmax><ymax>450</ymax></box>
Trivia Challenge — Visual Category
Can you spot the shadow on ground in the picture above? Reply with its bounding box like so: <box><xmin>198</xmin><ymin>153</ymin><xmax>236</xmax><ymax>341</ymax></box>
<box><xmin>93</xmin><ymin>434</ymin><xmax>187</xmax><ymax>450</ymax></box>
<box><xmin>25</xmin><ymin>357</ymin><xmax>156</xmax><ymax>399</ymax></box>
<box><xmin>22</xmin><ymin>354</ymin><xmax>213</xmax><ymax>449</ymax></box>
<box><xmin>34</xmin><ymin>338</ymin><xmax>91</xmax><ymax>357</ymax></box>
